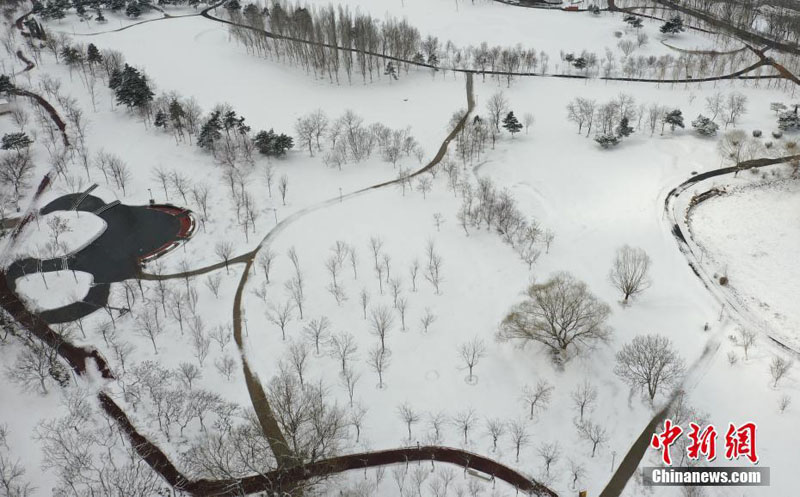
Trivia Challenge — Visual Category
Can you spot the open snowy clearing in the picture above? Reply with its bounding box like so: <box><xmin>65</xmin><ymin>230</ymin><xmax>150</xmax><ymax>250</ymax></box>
<box><xmin>14</xmin><ymin>270</ymin><xmax>94</xmax><ymax>311</ymax></box>
<box><xmin>4</xmin><ymin>210</ymin><xmax>107</xmax><ymax>261</ymax></box>
<box><xmin>690</xmin><ymin>179</ymin><xmax>800</xmax><ymax>348</ymax></box>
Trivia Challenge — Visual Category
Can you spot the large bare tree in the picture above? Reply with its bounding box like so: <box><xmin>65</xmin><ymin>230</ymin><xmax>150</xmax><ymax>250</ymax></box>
<box><xmin>614</xmin><ymin>334</ymin><xmax>684</xmax><ymax>401</ymax></box>
<box><xmin>497</xmin><ymin>272</ymin><xmax>612</xmax><ymax>359</ymax></box>
<box><xmin>609</xmin><ymin>245</ymin><xmax>651</xmax><ymax>303</ymax></box>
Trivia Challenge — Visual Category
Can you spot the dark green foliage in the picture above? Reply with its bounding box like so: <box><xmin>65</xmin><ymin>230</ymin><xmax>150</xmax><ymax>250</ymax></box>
<box><xmin>87</xmin><ymin>43</ymin><xmax>102</xmax><ymax>64</ymax></box>
<box><xmin>110</xmin><ymin>64</ymin><xmax>154</xmax><ymax>110</ymax></box>
<box><xmin>594</xmin><ymin>133</ymin><xmax>620</xmax><ymax>149</ymax></box>
<box><xmin>691</xmin><ymin>114</ymin><xmax>719</xmax><ymax>136</ymax></box>
<box><xmin>1</xmin><ymin>132</ymin><xmax>33</xmax><ymax>152</ymax></box>
<box><xmin>778</xmin><ymin>105</ymin><xmax>800</xmax><ymax>131</ymax></box>
<box><xmin>660</xmin><ymin>16</ymin><xmax>685</xmax><ymax>35</ymax></box>
<box><xmin>663</xmin><ymin>109</ymin><xmax>685</xmax><ymax>131</ymax></box>
<box><xmin>125</xmin><ymin>1</ymin><xmax>141</xmax><ymax>17</ymax></box>
<box><xmin>198</xmin><ymin>111</ymin><xmax>222</xmax><ymax>151</ymax></box>
<box><xmin>616</xmin><ymin>116</ymin><xmax>634</xmax><ymax>137</ymax></box>
<box><xmin>253</xmin><ymin>129</ymin><xmax>294</xmax><ymax>157</ymax></box>
<box><xmin>502</xmin><ymin>111</ymin><xmax>523</xmax><ymax>137</ymax></box>
<box><xmin>153</xmin><ymin>110</ymin><xmax>168</xmax><ymax>129</ymax></box>
<box><xmin>0</xmin><ymin>75</ymin><xmax>14</xmax><ymax>93</ymax></box>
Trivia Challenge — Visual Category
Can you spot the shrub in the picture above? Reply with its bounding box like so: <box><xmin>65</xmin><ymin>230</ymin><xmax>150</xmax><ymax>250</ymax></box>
<box><xmin>753</xmin><ymin>129</ymin><xmax>762</xmax><ymax>137</ymax></box>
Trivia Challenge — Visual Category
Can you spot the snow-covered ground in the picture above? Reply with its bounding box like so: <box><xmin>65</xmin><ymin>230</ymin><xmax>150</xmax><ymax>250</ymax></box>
<box><xmin>14</xmin><ymin>269</ymin><xmax>94</xmax><ymax>311</ymax></box>
<box><xmin>690</xmin><ymin>178</ymin><xmax>800</xmax><ymax>348</ymax></box>
<box><xmin>1</xmin><ymin>2</ymin><xmax>798</xmax><ymax>497</ymax></box>
<box><xmin>4</xmin><ymin>210</ymin><xmax>107</xmax><ymax>261</ymax></box>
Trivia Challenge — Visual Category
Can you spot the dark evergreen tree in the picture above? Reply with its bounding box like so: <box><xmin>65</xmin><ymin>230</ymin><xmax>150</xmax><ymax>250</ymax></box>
<box><xmin>87</xmin><ymin>43</ymin><xmax>102</xmax><ymax>64</ymax></box>
<box><xmin>1</xmin><ymin>132</ymin><xmax>33</xmax><ymax>152</ymax></box>
<box><xmin>111</xmin><ymin>64</ymin><xmax>154</xmax><ymax>110</ymax></box>
<box><xmin>660</xmin><ymin>16</ymin><xmax>685</xmax><ymax>35</ymax></box>
<box><xmin>109</xmin><ymin>0</ymin><xmax>125</xmax><ymax>11</ymax></box>
<box><xmin>225</xmin><ymin>0</ymin><xmax>241</xmax><ymax>11</ymax></box>
<box><xmin>0</xmin><ymin>75</ymin><xmax>14</xmax><ymax>94</ymax></box>
<box><xmin>272</xmin><ymin>133</ymin><xmax>294</xmax><ymax>156</ymax></box>
<box><xmin>60</xmin><ymin>46</ymin><xmax>84</xmax><ymax>69</ymax></box>
<box><xmin>168</xmin><ymin>98</ymin><xmax>186</xmax><ymax>132</ymax></box>
<box><xmin>502</xmin><ymin>111</ymin><xmax>523</xmax><ymax>137</ymax></box>
<box><xmin>198</xmin><ymin>111</ymin><xmax>222</xmax><ymax>152</ymax></box>
<box><xmin>412</xmin><ymin>53</ymin><xmax>425</xmax><ymax>65</ymax></box>
<box><xmin>154</xmin><ymin>110</ymin><xmax>168</xmax><ymax>129</ymax></box>
<box><xmin>594</xmin><ymin>133</ymin><xmax>620</xmax><ymax>149</ymax></box>
<box><xmin>616</xmin><ymin>116</ymin><xmax>634</xmax><ymax>137</ymax></box>
<box><xmin>778</xmin><ymin>106</ymin><xmax>800</xmax><ymax>131</ymax></box>
<box><xmin>691</xmin><ymin>114</ymin><xmax>719</xmax><ymax>136</ymax></box>
<box><xmin>125</xmin><ymin>1</ymin><xmax>141</xmax><ymax>17</ymax></box>
<box><xmin>573</xmin><ymin>57</ymin><xmax>587</xmax><ymax>71</ymax></box>
<box><xmin>253</xmin><ymin>129</ymin><xmax>293</xmax><ymax>156</ymax></box>
<box><xmin>95</xmin><ymin>9</ymin><xmax>106</xmax><ymax>22</ymax></box>
<box><xmin>663</xmin><ymin>109</ymin><xmax>685</xmax><ymax>132</ymax></box>
<box><xmin>384</xmin><ymin>62</ymin><xmax>398</xmax><ymax>80</ymax></box>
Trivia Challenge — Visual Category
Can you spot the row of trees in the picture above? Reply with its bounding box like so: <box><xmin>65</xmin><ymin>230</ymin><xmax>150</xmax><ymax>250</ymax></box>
<box><xmin>294</xmin><ymin>109</ymin><xmax>423</xmax><ymax>170</ymax></box>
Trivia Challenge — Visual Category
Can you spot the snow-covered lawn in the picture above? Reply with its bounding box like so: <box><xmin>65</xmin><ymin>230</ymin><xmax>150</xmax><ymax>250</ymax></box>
<box><xmin>1</xmin><ymin>3</ymin><xmax>798</xmax><ymax>497</ymax></box>
<box><xmin>14</xmin><ymin>270</ymin><xmax>94</xmax><ymax>311</ymax></box>
<box><xmin>5</xmin><ymin>210</ymin><xmax>107</xmax><ymax>262</ymax></box>
<box><xmin>690</xmin><ymin>178</ymin><xmax>800</xmax><ymax>348</ymax></box>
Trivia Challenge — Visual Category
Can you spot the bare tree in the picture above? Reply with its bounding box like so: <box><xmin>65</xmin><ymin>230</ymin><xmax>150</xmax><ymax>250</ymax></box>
<box><xmin>368</xmin><ymin>344</ymin><xmax>391</xmax><ymax>388</ymax></box>
<box><xmin>178</xmin><ymin>362</ymin><xmax>202</xmax><ymax>389</ymax></box>
<box><xmin>521</xmin><ymin>380</ymin><xmax>554</xmax><ymax>419</ymax></box>
<box><xmin>204</xmin><ymin>273</ymin><xmax>222</xmax><ymax>298</ymax></box>
<box><xmin>576</xmin><ymin>419</ymin><xmax>607</xmax><ymax>457</ymax></box>
<box><xmin>268</xmin><ymin>300</ymin><xmax>294</xmax><ymax>340</ymax></box>
<box><xmin>770</xmin><ymin>356</ymin><xmax>792</xmax><ymax>388</ymax></box>
<box><xmin>341</xmin><ymin>367</ymin><xmax>360</xmax><ymax>407</ymax></box>
<box><xmin>497</xmin><ymin>272</ymin><xmax>611</xmax><ymax>359</ymax></box>
<box><xmin>538</xmin><ymin>441</ymin><xmax>561</xmax><ymax>476</ymax></box>
<box><xmin>288</xmin><ymin>340</ymin><xmax>310</xmax><ymax>386</ymax></box>
<box><xmin>571</xmin><ymin>379</ymin><xmax>598</xmax><ymax>422</ymax></box>
<box><xmin>369</xmin><ymin>305</ymin><xmax>395</xmax><ymax>354</ymax></box>
<box><xmin>508</xmin><ymin>419</ymin><xmax>530</xmax><ymax>462</ymax></box>
<box><xmin>214</xmin><ymin>355</ymin><xmax>236</xmax><ymax>381</ymax></box>
<box><xmin>215</xmin><ymin>241</ymin><xmax>234</xmax><ymax>274</ymax></box>
<box><xmin>452</xmin><ymin>408</ymin><xmax>478</xmax><ymax>445</ymax></box>
<box><xmin>409</xmin><ymin>260</ymin><xmax>420</xmax><ymax>291</ymax></box>
<box><xmin>568</xmin><ymin>458</ymin><xmax>586</xmax><ymax>489</ymax></box>
<box><xmin>614</xmin><ymin>334</ymin><xmax>685</xmax><ymax>401</ymax></box>
<box><xmin>257</xmin><ymin>248</ymin><xmax>276</xmax><ymax>284</ymax></box>
<box><xmin>485</xmin><ymin>418</ymin><xmax>505</xmax><ymax>452</ymax></box>
<box><xmin>278</xmin><ymin>174</ymin><xmax>289</xmax><ymax>206</ymax></box>
<box><xmin>724</xmin><ymin>92</ymin><xmax>747</xmax><ymax>127</ymax></box>
<box><xmin>487</xmin><ymin>91</ymin><xmax>508</xmax><ymax>137</ymax></box>
<box><xmin>427</xmin><ymin>411</ymin><xmax>447</xmax><ymax>444</ymax></box>
<box><xmin>136</xmin><ymin>306</ymin><xmax>162</xmax><ymax>354</ymax></box>
<box><xmin>458</xmin><ymin>337</ymin><xmax>486</xmax><ymax>384</ymax></box>
<box><xmin>420</xmin><ymin>308</ymin><xmax>436</xmax><ymax>333</ymax></box>
<box><xmin>359</xmin><ymin>288</ymin><xmax>370</xmax><ymax>319</ymax></box>
<box><xmin>778</xmin><ymin>395</ymin><xmax>791</xmax><ymax>413</ymax></box>
<box><xmin>425</xmin><ymin>240</ymin><xmax>444</xmax><ymax>294</ymax></box>
<box><xmin>609</xmin><ymin>245</ymin><xmax>651</xmax><ymax>303</ymax></box>
<box><xmin>396</xmin><ymin>297</ymin><xmax>408</xmax><ymax>331</ymax></box>
<box><xmin>416</xmin><ymin>176</ymin><xmax>433</xmax><ymax>199</ymax></box>
<box><xmin>734</xmin><ymin>328</ymin><xmax>756</xmax><ymax>360</ymax></box>
<box><xmin>329</xmin><ymin>331</ymin><xmax>358</xmax><ymax>374</ymax></box>
<box><xmin>523</xmin><ymin>112</ymin><xmax>535</xmax><ymax>134</ymax></box>
<box><xmin>397</xmin><ymin>402</ymin><xmax>420</xmax><ymax>440</ymax></box>
<box><xmin>303</xmin><ymin>317</ymin><xmax>331</xmax><ymax>355</ymax></box>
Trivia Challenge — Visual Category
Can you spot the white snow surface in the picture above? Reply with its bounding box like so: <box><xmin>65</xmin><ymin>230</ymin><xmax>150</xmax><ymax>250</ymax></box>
<box><xmin>0</xmin><ymin>3</ymin><xmax>797</xmax><ymax>497</ymax></box>
<box><xmin>14</xmin><ymin>270</ymin><xmax>94</xmax><ymax>311</ymax></box>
